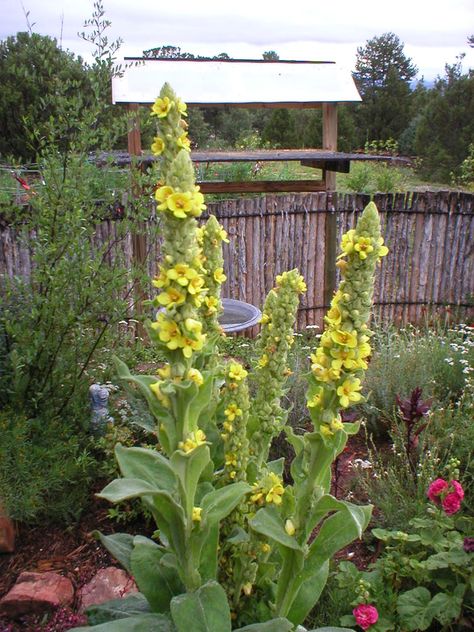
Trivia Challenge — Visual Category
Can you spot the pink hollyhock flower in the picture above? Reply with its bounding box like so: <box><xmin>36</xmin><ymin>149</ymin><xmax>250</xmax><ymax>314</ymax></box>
<box><xmin>353</xmin><ymin>604</ymin><xmax>379</xmax><ymax>630</ymax></box>
<box><xmin>427</xmin><ymin>478</ymin><xmax>448</xmax><ymax>502</ymax></box>
<box><xmin>450</xmin><ymin>480</ymin><xmax>464</xmax><ymax>500</ymax></box>
<box><xmin>442</xmin><ymin>492</ymin><xmax>462</xmax><ymax>515</ymax></box>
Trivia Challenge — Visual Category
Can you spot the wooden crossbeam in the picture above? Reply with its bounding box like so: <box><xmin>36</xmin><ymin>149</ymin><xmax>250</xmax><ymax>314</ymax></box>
<box><xmin>197</xmin><ymin>180</ymin><xmax>326</xmax><ymax>193</ymax></box>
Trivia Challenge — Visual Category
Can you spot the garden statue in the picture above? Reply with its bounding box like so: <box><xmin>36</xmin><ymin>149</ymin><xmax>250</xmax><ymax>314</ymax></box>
<box><xmin>89</xmin><ymin>384</ymin><xmax>113</xmax><ymax>436</ymax></box>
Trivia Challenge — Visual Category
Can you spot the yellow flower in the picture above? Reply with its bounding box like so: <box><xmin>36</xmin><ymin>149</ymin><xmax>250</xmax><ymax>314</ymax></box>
<box><xmin>189</xmin><ymin>188</ymin><xmax>206</xmax><ymax>217</ymax></box>
<box><xmin>176</xmin><ymin>98</ymin><xmax>187</xmax><ymax>117</ymax></box>
<box><xmin>177</xmin><ymin>132</ymin><xmax>191</xmax><ymax>151</ymax></box>
<box><xmin>151</xmin><ymin>313</ymin><xmax>182</xmax><ymax>350</ymax></box>
<box><xmin>157</xmin><ymin>363</ymin><xmax>171</xmax><ymax>379</ymax></box>
<box><xmin>224</xmin><ymin>403</ymin><xmax>242</xmax><ymax>421</ymax></box>
<box><xmin>311</xmin><ymin>363</ymin><xmax>341</xmax><ymax>383</ymax></box>
<box><xmin>285</xmin><ymin>519</ymin><xmax>296</xmax><ymax>536</ymax></box>
<box><xmin>184</xmin><ymin>318</ymin><xmax>202</xmax><ymax>335</ymax></box>
<box><xmin>354</xmin><ymin>236</ymin><xmax>374</xmax><ymax>260</ymax></box>
<box><xmin>178</xmin><ymin>429</ymin><xmax>207</xmax><ymax>453</ymax></box>
<box><xmin>242</xmin><ymin>583</ymin><xmax>253</xmax><ymax>596</ymax></box>
<box><xmin>325</xmin><ymin>303</ymin><xmax>342</xmax><ymax>326</ymax></box>
<box><xmin>214</xmin><ymin>268</ymin><xmax>227</xmax><ymax>284</ymax></box>
<box><xmin>223</xmin><ymin>421</ymin><xmax>233</xmax><ymax>433</ymax></box>
<box><xmin>307</xmin><ymin>388</ymin><xmax>324</xmax><ymax>408</ymax></box>
<box><xmin>157</xmin><ymin>286</ymin><xmax>186</xmax><ymax>310</ymax></box>
<box><xmin>155</xmin><ymin>185</ymin><xmax>174</xmax><ymax>210</ymax></box>
<box><xmin>228</xmin><ymin>363</ymin><xmax>248</xmax><ymax>382</ymax></box>
<box><xmin>187</xmin><ymin>275</ymin><xmax>205</xmax><ymax>296</ymax></box>
<box><xmin>166</xmin><ymin>263</ymin><xmax>198</xmax><ymax>286</ymax></box>
<box><xmin>340</xmin><ymin>229</ymin><xmax>356</xmax><ymax>256</ymax></box>
<box><xmin>377</xmin><ymin>237</ymin><xmax>389</xmax><ymax>259</ymax></box>
<box><xmin>149</xmin><ymin>380</ymin><xmax>170</xmax><ymax>408</ymax></box>
<box><xmin>330</xmin><ymin>329</ymin><xmax>358</xmax><ymax>348</ymax></box>
<box><xmin>151</xmin><ymin>96</ymin><xmax>172</xmax><ymax>118</ymax></box>
<box><xmin>182</xmin><ymin>335</ymin><xmax>205</xmax><ymax>358</ymax></box>
<box><xmin>310</xmin><ymin>350</ymin><xmax>329</xmax><ymax>367</ymax></box>
<box><xmin>204</xmin><ymin>296</ymin><xmax>219</xmax><ymax>314</ymax></box>
<box><xmin>258</xmin><ymin>354</ymin><xmax>269</xmax><ymax>368</ymax></box>
<box><xmin>187</xmin><ymin>368</ymin><xmax>204</xmax><ymax>386</ymax></box>
<box><xmin>260</xmin><ymin>313</ymin><xmax>270</xmax><ymax>325</ymax></box>
<box><xmin>225</xmin><ymin>452</ymin><xmax>237</xmax><ymax>467</ymax></box>
<box><xmin>152</xmin><ymin>267</ymin><xmax>169</xmax><ymax>289</ymax></box>
<box><xmin>330</xmin><ymin>347</ymin><xmax>358</xmax><ymax>371</ymax></box>
<box><xmin>167</xmin><ymin>192</ymin><xmax>193</xmax><ymax>219</ymax></box>
<box><xmin>296</xmin><ymin>277</ymin><xmax>307</xmax><ymax>293</ymax></box>
<box><xmin>151</xmin><ymin>136</ymin><xmax>165</xmax><ymax>155</ymax></box>
<box><xmin>265</xmin><ymin>473</ymin><xmax>284</xmax><ymax>505</ymax></box>
<box><xmin>218</xmin><ymin>227</ymin><xmax>230</xmax><ymax>243</ymax></box>
<box><xmin>320</xmin><ymin>424</ymin><xmax>334</xmax><ymax>437</ymax></box>
<box><xmin>337</xmin><ymin>377</ymin><xmax>363</xmax><ymax>408</ymax></box>
<box><xmin>192</xmin><ymin>507</ymin><xmax>202</xmax><ymax>522</ymax></box>
<box><xmin>330</xmin><ymin>415</ymin><xmax>345</xmax><ymax>432</ymax></box>
<box><xmin>261</xmin><ymin>543</ymin><xmax>271</xmax><ymax>554</ymax></box>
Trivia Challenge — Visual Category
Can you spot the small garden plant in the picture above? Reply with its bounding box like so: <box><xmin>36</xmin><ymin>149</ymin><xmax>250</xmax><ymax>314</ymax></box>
<box><xmin>72</xmin><ymin>83</ymin><xmax>389</xmax><ymax>632</ymax></box>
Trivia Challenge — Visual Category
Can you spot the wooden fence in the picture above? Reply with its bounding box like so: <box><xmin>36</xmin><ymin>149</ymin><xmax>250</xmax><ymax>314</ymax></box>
<box><xmin>1</xmin><ymin>191</ymin><xmax>473</xmax><ymax>330</ymax></box>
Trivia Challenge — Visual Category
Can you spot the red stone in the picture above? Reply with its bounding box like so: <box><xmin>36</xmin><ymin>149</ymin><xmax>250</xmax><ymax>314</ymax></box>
<box><xmin>78</xmin><ymin>567</ymin><xmax>137</xmax><ymax>612</ymax></box>
<box><xmin>0</xmin><ymin>515</ymin><xmax>15</xmax><ymax>553</ymax></box>
<box><xmin>0</xmin><ymin>571</ymin><xmax>74</xmax><ymax>617</ymax></box>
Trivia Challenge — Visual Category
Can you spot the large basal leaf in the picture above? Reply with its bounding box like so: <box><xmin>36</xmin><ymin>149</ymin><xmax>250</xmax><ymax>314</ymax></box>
<box><xmin>234</xmin><ymin>618</ymin><xmax>294</xmax><ymax>631</ymax></box>
<box><xmin>115</xmin><ymin>444</ymin><xmax>178</xmax><ymax>494</ymax></box>
<box><xmin>95</xmin><ymin>532</ymin><xmax>134</xmax><ymax>574</ymax></box>
<box><xmin>130</xmin><ymin>539</ymin><xmax>184</xmax><ymax>613</ymax></box>
<box><xmin>70</xmin><ymin>612</ymin><xmax>176</xmax><ymax>631</ymax></box>
<box><xmin>86</xmin><ymin>593</ymin><xmax>151</xmax><ymax>625</ymax></box>
<box><xmin>427</xmin><ymin>586</ymin><xmax>464</xmax><ymax>627</ymax></box>
<box><xmin>200</xmin><ymin>482</ymin><xmax>251</xmax><ymax>525</ymax></box>
<box><xmin>170</xmin><ymin>581</ymin><xmax>231</xmax><ymax>632</ymax></box>
<box><xmin>249</xmin><ymin>506</ymin><xmax>303</xmax><ymax>551</ymax></box>
<box><xmin>287</xmin><ymin>560</ymin><xmax>329</xmax><ymax>625</ymax></box>
<box><xmin>397</xmin><ymin>587</ymin><xmax>434</xmax><ymax>631</ymax></box>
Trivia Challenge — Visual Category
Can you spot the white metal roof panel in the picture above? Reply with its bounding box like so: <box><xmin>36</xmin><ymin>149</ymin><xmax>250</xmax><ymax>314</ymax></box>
<box><xmin>112</xmin><ymin>59</ymin><xmax>361</xmax><ymax>105</ymax></box>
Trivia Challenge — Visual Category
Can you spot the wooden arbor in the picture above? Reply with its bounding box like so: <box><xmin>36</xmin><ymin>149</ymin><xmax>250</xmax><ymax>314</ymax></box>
<box><xmin>112</xmin><ymin>58</ymin><xmax>363</xmax><ymax>193</ymax></box>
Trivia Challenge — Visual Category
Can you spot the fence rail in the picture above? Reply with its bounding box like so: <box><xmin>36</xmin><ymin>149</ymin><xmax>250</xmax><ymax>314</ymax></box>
<box><xmin>1</xmin><ymin>191</ymin><xmax>473</xmax><ymax>329</ymax></box>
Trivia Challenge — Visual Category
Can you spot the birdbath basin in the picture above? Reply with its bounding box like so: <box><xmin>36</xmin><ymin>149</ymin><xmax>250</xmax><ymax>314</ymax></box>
<box><xmin>219</xmin><ymin>298</ymin><xmax>261</xmax><ymax>333</ymax></box>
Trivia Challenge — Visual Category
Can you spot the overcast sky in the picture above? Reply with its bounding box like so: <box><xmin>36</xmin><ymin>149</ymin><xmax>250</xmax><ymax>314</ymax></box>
<box><xmin>1</xmin><ymin>0</ymin><xmax>473</xmax><ymax>81</ymax></box>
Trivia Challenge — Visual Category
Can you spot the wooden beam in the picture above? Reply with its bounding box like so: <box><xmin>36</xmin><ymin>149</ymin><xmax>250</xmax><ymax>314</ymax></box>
<box><xmin>198</xmin><ymin>180</ymin><xmax>326</xmax><ymax>194</ymax></box>
<box><xmin>322</xmin><ymin>102</ymin><xmax>338</xmax><ymax>191</ymax></box>
<box><xmin>187</xmin><ymin>102</ymin><xmax>324</xmax><ymax>109</ymax></box>
<box><xmin>301</xmin><ymin>159</ymin><xmax>350</xmax><ymax>173</ymax></box>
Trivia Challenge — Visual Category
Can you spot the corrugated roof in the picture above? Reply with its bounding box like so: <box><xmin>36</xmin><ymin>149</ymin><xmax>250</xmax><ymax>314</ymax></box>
<box><xmin>112</xmin><ymin>58</ymin><xmax>361</xmax><ymax>105</ymax></box>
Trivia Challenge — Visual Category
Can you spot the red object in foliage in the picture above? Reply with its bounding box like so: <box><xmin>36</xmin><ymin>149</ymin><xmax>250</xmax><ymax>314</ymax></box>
<box><xmin>353</xmin><ymin>604</ymin><xmax>379</xmax><ymax>630</ymax></box>
<box><xmin>12</xmin><ymin>173</ymin><xmax>31</xmax><ymax>190</ymax></box>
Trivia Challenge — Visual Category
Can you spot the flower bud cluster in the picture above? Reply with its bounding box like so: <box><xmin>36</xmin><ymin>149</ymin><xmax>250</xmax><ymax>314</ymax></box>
<box><xmin>307</xmin><ymin>202</ymin><xmax>388</xmax><ymax>438</ymax></box>
<box><xmin>147</xmin><ymin>84</ymin><xmax>207</xmax><ymax>364</ymax></box>
<box><xmin>220</xmin><ymin>361</ymin><xmax>250</xmax><ymax>484</ymax></box>
<box><xmin>197</xmin><ymin>216</ymin><xmax>229</xmax><ymax>336</ymax></box>
<box><xmin>250</xmin><ymin>269</ymin><xmax>306</xmax><ymax>461</ymax></box>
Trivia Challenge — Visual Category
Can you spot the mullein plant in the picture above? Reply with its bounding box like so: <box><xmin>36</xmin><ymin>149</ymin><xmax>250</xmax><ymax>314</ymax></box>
<box><xmin>73</xmin><ymin>86</ymin><xmax>388</xmax><ymax>632</ymax></box>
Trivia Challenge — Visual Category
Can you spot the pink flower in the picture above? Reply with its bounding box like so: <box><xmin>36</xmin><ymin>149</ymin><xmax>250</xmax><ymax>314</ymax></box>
<box><xmin>442</xmin><ymin>492</ymin><xmax>462</xmax><ymax>515</ymax></box>
<box><xmin>353</xmin><ymin>604</ymin><xmax>379</xmax><ymax>630</ymax></box>
<box><xmin>450</xmin><ymin>480</ymin><xmax>464</xmax><ymax>500</ymax></box>
<box><xmin>427</xmin><ymin>478</ymin><xmax>448</xmax><ymax>502</ymax></box>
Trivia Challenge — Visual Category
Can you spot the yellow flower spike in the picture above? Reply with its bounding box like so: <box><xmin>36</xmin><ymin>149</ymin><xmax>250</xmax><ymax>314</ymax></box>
<box><xmin>155</xmin><ymin>185</ymin><xmax>175</xmax><ymax>209</ymax></box>
<box><xmin>285</xmin><ymin>519</ymin><xmax>296</xmax><ymax>536</ymax></box>
<box><xmin>228</xmin><ymin>363</ymin><xmax>248</xmax><ymax>382</ymax></box>
<box><xmin>151</xmin><ymin>136</ymin><xmax>165</xmax><ymax>155</ymax></box>
<box><xmin>187</xmin><ymin>368</ymin><xmax>204</xmax><ymax>386</ymax></box>
<box><xmin>157</xmin><ymin>286</ymin><xmax>186</xmax><ymax>310</ymax></box>
<box><xmin>354</xmin><ymin>236</ymin><xmax>374</xmax><ymax>260</ymax></box>
<box><xmin>224</xmin><ymin>403</ymin><xmax>243</xmax><ymax>421</ymax></box>
<box><xmin>152</xmin><ymin>313</ymin><xmax>182</xmax><ymax>350</ymax></box>
<box><xmin>192</xmin><ymin>507</ymin><xmax>202</xmax><ymax>522</ymax></box>
<box><xmin>151</xmin><ymin>96</ymin><xmax>172</xmax><ymax>118</ymax></box>
<box><xmin>177</xmin><ymin>132</ymin><xmax>191</xmax><ymax>151</ymax></box>
<box><xmin>214</xmin><ymin>268</ymin><xmax>227</xmax><ymax>284</ymax></box>
<box><xmin>330</xmin><ymin>329</ymin><xmax>358</xmax><ymax>348</ymax></box>
<box><xmin>336</xmin><ymin>377</ymin><xmax>363</xmax><ymax>408</ymax></box>
<box><xmin>167</xmin><ymin>191</ymin><xmax>193</xmax><ymax>219</ymax></box>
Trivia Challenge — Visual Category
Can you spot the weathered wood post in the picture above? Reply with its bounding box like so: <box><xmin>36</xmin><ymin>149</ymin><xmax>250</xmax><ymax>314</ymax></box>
<box><xmin>322</xmin><ymin>102</ymin><xmax>338</xmax><ymax>308</ymax></box>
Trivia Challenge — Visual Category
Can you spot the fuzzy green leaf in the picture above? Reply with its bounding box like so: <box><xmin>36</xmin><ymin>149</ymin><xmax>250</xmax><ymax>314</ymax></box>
<box><xmin>170</xmin><ymin>444</ymin><xmax>210</xmax><ymax>515</ymax></box>
<box><xmin>115</xmin><ymin>445</ymin><xmax>178</xmax><ymax>493</ymax></box>
<box><xmin>249</xmin><ymin>506</ymin><xmax>303</xmax><ymax>551</ymax></box>
<box><xmin>234</xmin><ymin>618</ymin><xmax>294</xmax><ymax>631</ymax></box>
<box><xmin>95</xmin><ymin>532</ymin><xmax>134</xmax><ymax>574</ymax></box>
<box><xmin>98</xmin><ymin>478</ymin><xmax>159</xmax><ymax>503</ymax></box>
<box><xmin>287</xmin><ymin>561</ymin><xmax>329</xmax><ymax>625</ymax></box>
<box><xmin>201</xmin><ymin>482</ymin><xmax>251</xmax><ymax>525</ymax></box>
<box><xmin>86</xmin><ymin>593</ymin><xmax>151</xmax><ymax>624</ymax></box>
<box><xmin>71</xmin><ymin>613</ymin><xmax>175</xmax><ymax>631</ymax></box>
<box><xmin>397</xmin><ymin>587</ymin><xmax>434</xmax><ymax>631</ymax></box>
<box><xmin>130</xmin><ymin>539</ymin><xmax>184</xmax><ymax>613</ymax></box>
<box><xmin>170</xmin><ymin>581</ymin><xmax>231</xmax><ymax>632</ymax></box>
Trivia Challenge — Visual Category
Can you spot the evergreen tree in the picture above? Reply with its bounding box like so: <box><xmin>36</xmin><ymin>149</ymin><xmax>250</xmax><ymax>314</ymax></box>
<box><xmin>352</xmin><ymin>32</ymin><xmax>417</xmax><ymax>144</ymax></box>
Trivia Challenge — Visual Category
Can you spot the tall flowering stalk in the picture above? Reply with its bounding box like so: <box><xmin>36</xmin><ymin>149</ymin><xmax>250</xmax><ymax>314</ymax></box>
<box><xmin>249</xmin><ymin>269</ymin><xmax>307</xmax><ymax>467</ymax></box>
